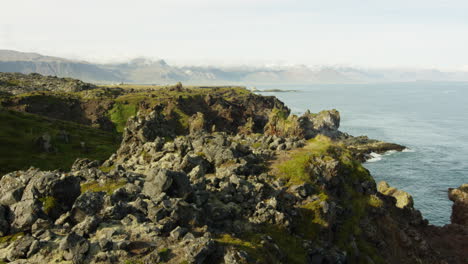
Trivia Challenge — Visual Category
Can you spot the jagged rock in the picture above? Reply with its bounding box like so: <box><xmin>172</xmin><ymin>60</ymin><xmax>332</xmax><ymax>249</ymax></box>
<box><xmin>224</xmin><ymin>247</ymin><xmax>250</xmax><ymax>264</ymax></box>
<box><xmin>143</xmin><ymin>169</ymin><xmax>192</xmax><ymax>199</ymax></box>
<box><xmin>71</xmin><ymin>216</ymin><xmax>100</xmax><ymax>237</ymax></box>
<box><xmin>189</xmin><ymin>112</ymin><xmax>206</xmax><ymax>134</ymax></box>
<box><xmin>104</xmin><ymin>202</ymin><xmax>133</xmax><ymax>220</ymax></box>
<box><xmin>170</xmin><ymin>226</ymin><xmax>188</xmax><ymax>240</ymax></box>
<box><xmin>8</xmin><ymin>199</ymin><xmax>42</xmax><ymax>232</ymax></box>
<box><xmin>302</xmin><ymin>109</ymin><xmax>341</xmax><ymax>139</ymax></box>
<box><xmin>71</xmin><ymin>191</ymin><xmax>105</xmax><ymax>223</ymax></box>
<box><xmin>59</xmin><ymin>232</ymin><xmax>90</xmax><ymax>263</ymax></box>
<box><xmin>110</xmin><ymin>184</ymin><xmax>141</xmax><ymax>204</ymax></box>
<box><xmin>378</xmin><ymin>181</ymin><xmax>414</xmax><ymax>209</ymax></box>
<box><xmin>264</xmin><ymin>109</ymin><xmax>342</xmax><ymax>139</ymax></box>
<box><xmin>0</xmin><ymin>205</ymin><xmax>9</xmax><ymax>236</ymax></box>
<box><xmin>17</xmin><ymin>171</ymin><xmax>81</xmax><ymax>219</ymax></box>
<box><xmin>71</xmin><ymin>158</ymin><xmax>101</xmax><ymax>171</ymax></box>
<box><xmin>5</xmin><ymin>234</ymin><xmax>36</xmax><ymax>261</ymax></box>
<box><xmin>290</xmin><ymin>184</ymin><xmax>315</xmax><ymax>198</ymax></box>
<box><xmin>0</xmin><ymin>174</ymin><xmax>25</xmax><ymax>206</ymax></box>
<box><xmin>31</xmin><ymin>218</ymin><xmax>51</xmax><ymax>234</ymax></box>
<box><xmin>448</xmin><ymin>184</ymin><xmax>468</xmax><ymax>226</ymax></box>
<box><xmin>184</xmin><ymin>237</ymin><xmax>217</xmax><ymax>264</ymax></box>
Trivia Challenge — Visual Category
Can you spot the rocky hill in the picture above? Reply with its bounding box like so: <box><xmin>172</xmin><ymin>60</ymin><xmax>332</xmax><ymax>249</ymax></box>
<box><xmin>4</xmin><ymin>50</ymin><xmax>468</xmax><ymax>84</ymax></box>
<box><xmin>0</xmin><ymin>50</ymin><xmax>122</xmax><ymax>83</ymax></box>
<box><xmin>0</xmin><ymin>73</ymin><xmax>466</xmax><ymax>264</ymax></box>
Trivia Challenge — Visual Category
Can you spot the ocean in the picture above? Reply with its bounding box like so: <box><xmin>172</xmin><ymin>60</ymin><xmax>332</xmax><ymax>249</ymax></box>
<box><xmin>257</xmin><ymin>82</ymin><xmax>468</xmax><ymax>226</ymax></box>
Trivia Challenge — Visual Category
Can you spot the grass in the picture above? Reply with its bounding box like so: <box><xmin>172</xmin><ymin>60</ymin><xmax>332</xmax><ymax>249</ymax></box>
<box><xmin>80</xmin><ymin>179</ymin><xmax>127</xmax><ymax>195</ymax></box>
<box><xmin>0</xmin><ymin>232</ymin><xmax>24</xmax><ymax>244</ymax></box>
<box><xmin>270</xmin><ymin>135</ymin><xmax>386</xmax><ymax>263</ymax></box>
<box><xmin>368</xmin><ymin>195</ymin><xmax>384</xmax><ymax>208</ymax></box>
<box><xmin>216</xmin><ymin>225</ymin><xmax>309</xmax><ymax>264</ymax></box>
<box><xmin>107</xmin><ymin>102</ymin><xmax>138</xmax><ymax>133</ymax></box>
<box><xmin>39</xmin><ymin>196</ymin><xmax>58</xmax><ymax>214</ymax></box>
<box><xmin>0</xmin><ymin>108</ymin><xmax>119</xmax><ymax>175</ymax></box>
<box><xmin>296</xmin><ymin>193</ymin><xmax>329</xmax><ymax>239</ymax></box>
<box><xmin>274</xmin><ymin>135</ymin><xmax>332</xmax><ymax>185</ymax></box>
<box><xmin>158</xmin><ymin>248</ymin><xmax>171</xmax><ymax>261</ymax></box>
<box><xmin>251</xmin><ymin>142</ymin><xmax>263</xmax><ymax>149</ymax></box>
<box><xmin>98</xmin><ymin>165</ymin><xmax>115</xmax><ymax>173</ymax></box>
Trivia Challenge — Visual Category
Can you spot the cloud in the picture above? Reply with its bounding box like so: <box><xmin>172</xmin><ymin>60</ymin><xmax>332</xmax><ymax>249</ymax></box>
<box><xmin>1</xmin><ymin>0</ymin><xmax>468</xmax><ymax>68</ymax></box>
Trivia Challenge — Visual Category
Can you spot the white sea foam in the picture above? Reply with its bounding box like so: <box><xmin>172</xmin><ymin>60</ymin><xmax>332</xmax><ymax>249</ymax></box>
<box><xmin>366</xmin><ymin>152</ymin><xmax>382</xmax><ymax>162</ymax></box>
<box><xmin>384</xmin><ymin>150</ymin><xmax>397</xmax><ymax>155</ymax></box>
<box><xmin>402</xmin><ymin>148</ymin><xmax>415</xmax><ymax>153</ymax></box>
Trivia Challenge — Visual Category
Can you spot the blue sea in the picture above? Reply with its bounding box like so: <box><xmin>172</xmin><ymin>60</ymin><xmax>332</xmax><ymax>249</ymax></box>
<box><xmin>257</xmin><ymin>82</ymin><xmax>468</xmax><ymax>226</ymax></box>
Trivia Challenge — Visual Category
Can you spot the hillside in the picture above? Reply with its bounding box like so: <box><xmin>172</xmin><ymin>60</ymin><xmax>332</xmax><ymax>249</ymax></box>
<box><xmin>0</xmin><ymin>50</ymin><xmax>122</xmax><ymax>83</ymax></box>
<box><xmin>0</xmin><ymin>73</ymin><xmax>466</xmax><ymax>264</ymax></box>
<box><xmin>4</xmin><ymin>50</ymin><xmax>468</xmax><ymax>84</ymax></box>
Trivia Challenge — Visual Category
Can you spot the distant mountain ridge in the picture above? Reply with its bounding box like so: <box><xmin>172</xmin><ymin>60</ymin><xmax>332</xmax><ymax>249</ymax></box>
<box><xmin>2</xmin><ymin>49</ymin><xmax>468</xmax><ymax>84</ymax></box>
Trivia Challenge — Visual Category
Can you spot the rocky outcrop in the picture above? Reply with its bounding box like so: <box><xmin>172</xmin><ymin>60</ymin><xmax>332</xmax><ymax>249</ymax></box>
<box><xmin>342</xmin><ymin>135</ymin><xmax>406</xmax><ymax>162</ymax></box>
<box><xmin>1</xmin><ymin>77</ymin><xmax>463</xmax><ymax>264</ymax></box>
<box><xmin>0</xmin><ymin>128</ymin><xmax>461</xmax><ymax>263</ymax></box>
<box><xmin>0</xmin><ymin>72</ymin><xmax>96</xmax><ymax>95</ymax></box>
<box><xmin>378</xmin><ymin>181</ymin><xmax>414</xmax><ymax>209</ymax></box>
<box><xmin>448</xmin><ymin>184</ymin><xmax>468</xmax><ymax>226</ymax></box>
<box><xmin>263</xmin><ymin>108</ymin><xmax>342</xmax><ymax>139</ymax></box>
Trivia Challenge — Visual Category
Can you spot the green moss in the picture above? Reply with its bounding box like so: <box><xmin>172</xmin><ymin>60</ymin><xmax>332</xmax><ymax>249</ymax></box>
<box><xmin>271</xmin><ymin>107</ymin><xmax>289</xmax><ymax>120</ymax></box>
<box><xmin>172</xmin><ymin>107</ymin><xmax>190</xmax><ymax>131</ymax></box>
<box><xmin>251</xmin><ymin>142</ymin><xmax>263</xmax><ymax>149</ymax></box>
<box><xmin>0</xmin><ymin>232</ymin><xmax>24</xmax><ymax>244</ymax></box>
<box><xmin>272</xmin><ymin>135</ymin><xmax>386</xmax><ymax>263</ymax></box>
<box><xmin>122</xmin><ymin>260</ymin><xmax>144</xmax><ymax>264</ymax></box>
<box><xmin>158</xmin><ymin>247</ymin><xmax>171</xmax><ymax>261</ymax></box>
<box><xmin>275</xmin><ymin>135</ymin><xmax>332</xmax><ymax>185</ymax></box>
<box><xmin>5</xmin><ymin>79</ymin><xmax>21</xmax><ymax>86</ymax></box>
<box><xmin>368</xmin><ymin>195</ymin><xmax>384</xmax><ymax>208</ymax></box>
<box><xmin>39</xmin><ymin>196</ymin><xmax>58</xmax><ymax>214</ymax></box>
<box><xmin>140</xmin><ymin>150</ymin><xmax>153</xmax><ymax>163</ymax></box>
<box><xmin>81</xmin><ymin>180</ymin><xmax>126</xmax><ymax>195</ymax></box>
<box><xmin>0</xmin><ymin>109</ymin><xmax>119</xmax><ymax>175</ymax></box>
<box><xmin>108</xmin><ymin>102</ymin><xmax>138</xmax><ymax>133</ymax></box>
<box><xmin>195</xmin><ymin>152</ymin><xmax>206</xmax><ymax>157</ymax></box>
<box><xmin>216</xmin><ymin>225</ymin><xmax>309</xmax><ymax>264</ymax></box>
<box><xmin>99</xmin><ymin>165</ymin><xmax>115</xmax><ymax>173</ymax></box>
<box><xmin>296</xmin><ymin>193</ymin><xmax>329</xmax><ymax>239</ymax></box>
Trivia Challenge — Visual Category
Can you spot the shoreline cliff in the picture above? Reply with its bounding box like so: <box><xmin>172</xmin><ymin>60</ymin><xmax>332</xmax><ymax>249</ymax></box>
<box><xmin>0</xmin><ymin>72</ymin><xmax>466</xmax><ymax>264</ymax></box>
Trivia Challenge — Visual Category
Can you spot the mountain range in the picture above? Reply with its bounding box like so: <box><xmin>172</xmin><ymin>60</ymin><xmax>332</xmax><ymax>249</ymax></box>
<box><xmin>2</xmin><ymin>49</ymin><xmax>468</xmax><ymax>84</ymax></box>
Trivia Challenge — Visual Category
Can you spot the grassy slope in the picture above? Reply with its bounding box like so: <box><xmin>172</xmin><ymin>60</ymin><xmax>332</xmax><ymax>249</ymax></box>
<box><xmin>0</xmin><ymin>108</ymin><xmax>119</xmax><ymax>174</ymax></box>
<box><xmin>0</xmin><ymin>84</ymin><xmax>251</xmax><ymax>174</ymax></box>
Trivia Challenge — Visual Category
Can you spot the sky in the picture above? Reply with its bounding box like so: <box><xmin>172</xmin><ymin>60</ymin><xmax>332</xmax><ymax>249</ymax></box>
<box><xmin>1</xmin><ymin>0</ymin><xmax>468</xmax><ymax>70</ymax></box>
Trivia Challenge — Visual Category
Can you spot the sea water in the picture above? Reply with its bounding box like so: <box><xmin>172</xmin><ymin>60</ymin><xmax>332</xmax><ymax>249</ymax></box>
<box><xmin>257</xmin><ymin>82</ymin><xmax>468</xmax><ymax>226</ymax></box>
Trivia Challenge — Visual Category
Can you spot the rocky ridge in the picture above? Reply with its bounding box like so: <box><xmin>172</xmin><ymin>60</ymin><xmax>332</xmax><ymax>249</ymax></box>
<box><xmin>0</xmin><ymin>74</ymin><xmax>466</xmax><ymax>264</ymax></box>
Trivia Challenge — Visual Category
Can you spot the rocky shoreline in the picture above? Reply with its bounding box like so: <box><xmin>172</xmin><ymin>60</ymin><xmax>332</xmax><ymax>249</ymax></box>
<box><xmin>0</xmin><ymin>73</ymin><xmax>466</xmax><ymax>264</ymax></box>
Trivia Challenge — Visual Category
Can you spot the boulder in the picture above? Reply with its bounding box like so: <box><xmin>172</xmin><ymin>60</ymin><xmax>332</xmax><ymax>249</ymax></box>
<box><xmin>448</xmin><ymin>184</ymin><xmax>468</xmax><ymax>226</ymax></box>
<box><xmin>70</xmin><ymin>192</ymin><xmax>105</xmax><ymax>223</ymax></box>
<box><xmin>143</xmin><ymin>169</ymin><xmax>192</xmax><ymax>199</ymax></box>
<box><xmin>0</xmin><ymin>174</ymin><xmax>25</xmax><ymax>206</ymax></box>
<box><xmin>20</xmin><ymin>172</ymin><xmax>81</xmax><ymax>218</ymax></box>
<box><xmin>71</xmin><ymin>216</ymin><xmax>100</xmax><ymax>237</ymax></box>
<box><xmin>224</xmin><ymin>247</ymin><xmax>250</xmax><ymax>264</ymax></box>
<box><xmin>71</xmin><ymin>158</ymin><xmax>101</xmax><ymax>171</ymax></box>
<box><xmin>184</xmin><ymin>237</ymin><xmax>217</xmax><ymax>264</ymax></box>
<box><xmin>5</xmin><ymin>235</ymin><xmax>36</xmax><ymax>261</ymax></box>
<box><xmin>189</xmin><ymin>112</ymin><xmax>206</xmax><ymax>134</ymax></box>
<box><xmin>8</xmin><ymin>199</ymin><xmax>42</xmax><ymax>232</ymax></box>
<box><xmin>0</xmin><ymin>205</ymin><xmax>10</xmax><ymax>236</ymax></box>
<box><xmin>378</xmin><ymin>181</ymin><xmax>414</xmax><ymax>209</ymax></box>
<box><xmin>59</xmin><ymin>232</ymin><xmax>90</xmax><ymax>263</ymax></box>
